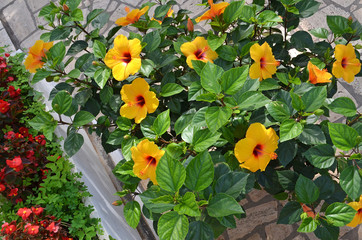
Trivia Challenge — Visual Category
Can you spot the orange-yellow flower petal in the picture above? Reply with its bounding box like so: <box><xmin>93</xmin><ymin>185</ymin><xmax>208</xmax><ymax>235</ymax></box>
<box><xmin>249</xmin><ymin>42</ymin><xmax>280</xmax><ymax>81</ymax></box>
<box><xmin>120</xmin><ymin>78</ymin><xmax>159</xmax><ymax>123</ymax></box>
<box><xmin>196</xmin><ymin>0</ymin><xmax>229</xmax><ymax>23</ymax></box>
<box><xmin>347</xmin><ymin>196</ymin><xmax>362</xmax><ymax>227</ymax></box>
<box><xmin>24</xmin><ymin>40</ymin><xmax>53</xmax><ymax>73</ymax></box>
<box><xmin>115</xmin><ymin>6</ymin><xmax>149</xmax><ymax>26</ymax></box>
<box><xmin>234</xmin><ymin>123</ymin><xmax>279</xmax><ymax>172</ymax></box>
<box><xmin>332</xmin><ymin>43</ymin><xmax>361</xmax><ymax>83</ymax></box>
<box><xmin>180</xmin><ymin>37</ymin><xmax>218</xmax><ymax>69</ymax></box>
<box><xmin>132</xmin><ymin>139</ymin><xmax>165</xmax><ymax>184</ymax></box>
<box><xmin>104</xmin><ymin>34</ymin><xmax>142</xmax><ymax>81</ymax></box>
<box><xmin>307</xmin><ymin>61</ymin><xmax>332</xmax><ymax>84</ymax></box>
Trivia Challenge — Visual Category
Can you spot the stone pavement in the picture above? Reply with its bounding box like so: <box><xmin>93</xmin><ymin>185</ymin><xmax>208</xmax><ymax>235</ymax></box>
<box><xmin>0</xmin><ymin>0</ymin><xmax>361</xmax><ymax>239</ymax></box>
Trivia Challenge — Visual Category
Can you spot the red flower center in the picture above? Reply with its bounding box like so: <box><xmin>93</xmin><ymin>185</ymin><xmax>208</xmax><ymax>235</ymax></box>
<box><xmin>146</xmin><ymin>156</ymin><xmax>157</xmax><ymax>166</ymax></box>
<box><xmin>358</xmin><ymin>208</ymin><xmax>362</xmax><ymax>214</ymax></box>
<box><xmin>253</xmin><ymin>144</ymin><xmax>264</xmax><ymax>158</ymax></box>
<box><xmin>260</xmin><ymin>57</ymin><xmax>266</xmax><ymax>69</ymax></box>
<box><xmin>136</xmin><ymin>95</ymin><xmax>145</xmax><ymax>107</ymax></box>
<box><xmin>341</xmin><ymin>58</ymin><xmax>348</xmax><ymax>68</ymax></box>
<box><xmin>122</xmin><ymin>52</ymin><xmax>132</xmax><ymax>64</ymax></box>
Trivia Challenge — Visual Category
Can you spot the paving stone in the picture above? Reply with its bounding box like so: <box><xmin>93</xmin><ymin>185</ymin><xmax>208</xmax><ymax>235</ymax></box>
<box><xmin>107</xmin><ymin>1</ymin><xmax>119</xmax><ymax>12</ymax></box>
<box><xmin>3</xmin><ymin>0</ymin><xmax>36</xmax><ymax>42</ymax></box>
<box><xmin>350</xmin><ymin>4</ymin><xmax>357</xmax><ymax>12</ymax></box>
<box><xmin>331</xmin><ymin>0</ymin><xmax>355</xmax><ymax>8</ymax></box>
<box><xmin>0</xmin><ymin>0</ymin><xmax>13</xmax><ymax>10</ymax></box>
<box><xmin>228</xmin><ymin>201</ymin><xmax>278</xmax><ymax>239</ymax></box>
<box><xmin>20</xmin><ymin>30</ymin><xmax>42</xmax><ymax>49</ymax></box>
<box><xmin>248</xmin><ymin>189</ymin><xmax>269</xmax><ymax>202</ymax></box>
<box><xmin>26</xmin><ymin>0</ymin><xmax>49</xmax><ymax>13</ymax></box>
<box><xmin>265</xmin><ymin>223</ymin><xmax>293</xmax><ymax>240</ymax></box>
<box><xmin>93</xmin><ymin>0</ymin><xmax>111</xmax><ymax>10</ymax></box>
<box><xmin>353</xmin><ymin>7</ymin><xmax>362</xmax><ymax>23</ymax></box>
<box><xmin>0</xmin><ymin>28</ymin><xmax>16</xmax><ymax>53</ymax></box>
<box><xmin>248</xmin><ymin>233</ymin><xmax>261</xmax><ymax>240</ymax></box>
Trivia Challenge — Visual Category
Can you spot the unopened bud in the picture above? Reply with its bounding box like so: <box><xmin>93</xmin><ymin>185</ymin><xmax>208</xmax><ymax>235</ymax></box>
<box><xmin>314</xmin><ymin>109</ymin><xmax>324</xmax><ymax>116</ymax></box>
<box><xmin>112</xmin><ymin>200</ymin><xmax>123</xmax><ymax>206</ymax></box>
<box><xmin>187</xmin><ymin>18</ymin><xmax>194</xmax><ymax>32</ymax></box>
<box><xmin>124</xmin><ymin>134</ymin><xmax>131</xmax><ymax>140</ymax></box>
<box><xmin>63</xmin><ymin>4</ymin><xmax>69</xmax><ymax>12</ymax></box>
<box><xmin>53</xmin><ymin>76</ymin><xmax>60</xmax><ymax>82</ymax></box>
<box><xmin>38</xmin><ymin>25</ymin><xmax>45</xmax><ymax>30</ymax></box>
<box><xmin>92</xmin><ymin>61</ymin><xmax>100</xmax><ymax>66</ymax></box>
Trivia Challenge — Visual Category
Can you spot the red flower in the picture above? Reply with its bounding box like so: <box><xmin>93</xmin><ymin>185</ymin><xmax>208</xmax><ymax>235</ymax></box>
<box><xmin>40</xmin><ymin>220</ymin><xmax>48</xmax><ymax>228</ymax></box>
<box><xmin>24</xmin><ymin>223</ymin><xmax>31</xmax><ymax>232</ymax></box>
<box><xmin>1</xmin><ymin>222</ymin><xmax>9</xmax><ymax>232</ymax></box>
<box><xmin>7</xmin><ymin>76</ymin><xmax>14</xmax><ymax>82</ymax></box>
<box><xmin>17</xmin><ymin>207</ymin><xmax>32</xmax><ymax>220</ymax></box>
<box><xmin>15</xmin><ymin>198</ymin><xmax>23</xmax><ymax>203</ymax></box>
<box><xmin>19</xmin><ymin>127</ymin><xmax>29</xmax><ymax>137</ymax></box>
<box><xmin>5</xmin><ymin>53</ymin><xmax>10</xmax><ymax>57</ymax></box>
<box><xmin>35</xmin><ymin>135</ymin><xmax>46</xmax><ymax>145</ymax></box>
<box><xmin>4</xmin><ymin>131</ymin><xmax>15</xmax><ymax>139</ymax></box>
<box><xmin>0</xmin><ymin>100</ymin><xmax>10</xmax><ymax>114</ymax></box>
<box><xmin>6</xmin><ymin>156</ymin><xmax>23</xmax><ymax>171</ymax></box>
<box><xmin>0</xmin><ymin>167</ymin><xmax>5</xmax><ymax>180</ymax></box>
<box><xmin>8</xmin><ymin>188</ymin><xmax>18</xmax><ymax>197</ymax></box>
<box><xmin>0</xmin><ymin>184</ymin><xmax>5</xmax><ymax>192</ymax></box>
<box><xmin>15</xmin><ymin>133</ymin><xmax>24</xmax><ymax>139</ymax></box>
<box><xmin>31</xmin><ymin>206</ymin><xmax>44</xmax><ymax>215</ymax></box>
<box><xmin>7</xmin><ymin>86</ymin><xmax>21</xmax><ymax>98</ymax></box>
<box><xmin>5</xmin><ymin>224</ymin><xmax>16</xmax><ymax>234</ymax></box>
<box><xmin>28</xmin><ymin>134</ymin><xmax>34</xmax><ymax>142</ymax></box>
<box><xmin>46</xmin><ymin>222</ymin><xmax>59</xmax><ymax>233</ymax></box>
<box><xmin>25</xmin><ymin>225</ymin><xmax>39</xmax><ymax>235</ymax></box>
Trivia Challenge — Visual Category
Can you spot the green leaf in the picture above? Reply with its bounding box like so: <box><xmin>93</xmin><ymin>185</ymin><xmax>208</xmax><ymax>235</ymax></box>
<box><xmin>32</xmin><ymin>69</ymin><xmax>52</xmax><ymax>84</ymax></box>
<box><xmin>259</xmin><ymin>78</ymin><xmax>281</xmax><ymax>91</ymax></box>
<box><xmin>207</xmin><ymin>33</ymin><xmax>227</xmax><ymax>51</ymax></box>
<box><xmin>140</xmin><ymin>59</ymin><xmax>155</xmax><ymax>77</ymax></box>
<box><xmin>67</xmin><ymin>40</ymin><xmax>88</xmax><ymax>55</ymax></box>
<box><xmin>192</xmin><ymin>129</ymin><xmax>221</xmax><ymax>152</ymax></box>
<box><xmin>310</xmin><ymin>28</ymin><xmax>329</xmax><ymax>39</ymax></box>
<box><xmin>340</xmin><ymin>166</ymin><xmax>362</xmax><ymax>200</ymax></box>
<box><xmin>161</xmin><ymin>83</ymin><xmax>184</xmax><ymax>97</ymax></box>
<box><xmin>66</xmin><ymin>0</ymin><xmax>81</xmax><ymax>10</ymax></box>
<box><xmin>52</xmin><ymin>90</ymin><xmax>72</xmax><ymax>114</ymax></box>
<box><xmin>28</xmin><ymin>110</ymin><xmax>57</xmax><ymax>141</ymax></box>
<box><xmin>50</xmin><ymin>27</ymin><xmax>71</xmax><ymax>41</ymax></box>
<box><xmin>277</xmin><ymin>201</ymin><xmax>303</xmax><ymax>224</ymax></box>
<box><xmin>205</xmin><ymin>106</ymin><xmax>232</xmax><ymax>132</ymax></box>
<box><xmin>73</xmin><ymin>111</ymin><xmax>95</xmax><ymax>127</ymax></box>
<box><xmin>297</xmin><ymin>217</ymin><xmax>318</xmax><ymax>233</ymax></box>
<box><xmin>124</xmin><ymin>201</ymin><xmax>141</xmax><ymax>228</ymax></box>
<box><xmin>277</xmin><ymin>140</ymin><xmax>298</xmax><ymax>167</ymax></box>
<box><xmin>280</xmin><ymin>119</ymin><xmax>304</xmax><ymax>142</ymax></box>
<box><xmin>314</xmin><ymin>219</ymin><xmax>339</xmax><ymax>240</ymax></box>
<box><xmin>215</xmin><ymin>172</ymin><xmax>249</xmax><ymax>198</ymax></box>
<box><xmin>71</xmin><ymin>8</ymin><xmax>83</xmax><ymax>21</ymax></box>
<box><xmin>266</xmin><ymin>101</ymin><xmax>291</xmax><ymax>122</ymax></box>
<box><xmin>68</xmin><ymin>69</ymin><xmax>81</xmax><ymax>78</ymax></box>
<box><xmin>153</xmin><ymin>109</ymin><xmax>170</xmax><ymax>136</ymax></box>
<box><xmin>156</xmin><ymin>155</ymin><xmax>186</xmax><ymax>193</ymax></box>
<box><xmin>325</xmin><ymin>202</ymin><xmax>356</xmax><ymax>227</ymax></box>
<box><xmin>295</xmin><ymin>175</ymin><xmax>319</xmax><ymax>204</ymax></box>
<box><xmin>328</xmin><ymin>97</ymin><xmax>357</xmax><ymax>117</ymax></box>
<box><xmin>144</xmin><ymin>31</ymin><xmax>161</xmax><ymax>52</ymax></box>
<box><xmin>158</xmin><ymin>211</ymin><xmax>189</xmax><ymax>240</ymax></box>
<box><xmin>223</xmin><ymin>0</ymin><xmax>245</xmax><ymax>23</ymax></box>
<box><xmin>216</xmin><ymin>45</ymin><xmax>237</xmax><ymax>62</ymax></box>
<box><xmin>191</xmin><ymin>60</ymin><xmax>206</xmax><ymax>75</ymax></box>
<box><xmin>328</xmin><ymin>122</ymin><xmax>359</xmax><ymax>151</ymax></box>
<box><xmin>327</xmin><ymin>16</ymin><xmax>349</xmax><ymax>35</ymax></box>
<box><xmin>196</xmin><ymin>93</ymin><xmax>217</xmax><ymax>102</ymax></box>
<box><xmin>298</xmin><ymin>125</ymin><xmax>326</xmax><ymax>145</ymax></box>
<box><xmin>291</xmin><ymin>31</ymin><xmax>314</xmax><ymax>50</ymax></box>
<box><xmin>154</xmin><ymin>4</ymin><xmax>170</xmax><ymax>18</ymax></box>
<box><xmin>174</xmin><ymin>192</ymin><xmax>201</xmax><ymax>217</ymax></box>
<box><xmin>140</xmin><ymin>186</ymin><xmax>175</xmax><ymax>213</ymax></box>
<box><xmin>206</xmin><ymin>193</ymin><xmax>244</xmax><ymax>218</ymax></box>
<box><xmin>277</xmin><ymin>170</ymin><xmax>299</xmax><ymax>191</ymax></box>
<box><xmin>100</xmin><ymin>85</ymin><xmax>113</xmax><ymax>104</ymax></box>
<box><xmin>64</xmin><ymin>132</ymin><xmax>84</xmax><ymax>157</ymax></box>
<box><xmin>93</xmin><ymin>40</ymin><xmax>106</xmax><ymax>59</ymax></box>
<box><xmin>302</xmin><ymin>86</ymin><xmax>327</xmax><ymax>112</ymax></box>
<box><xmin>49</xmin><ymin>42</ymin><xmax>66</xmax><ymax>65</ymax></box>
<box><xmin>304</xmin><ymin>144</ymin><xmax>335</xmax><ymax>169</ymax></box>
<box><xmin>290</xmin><ymin>92</ymin><xmax>305</xmax><ymax>111</ymax></box>
<box><xmin>175</xmin><ymin>113</ymin><xmax>194</xmax><ymax>136</ymax></box>
<box><xmin>94</xmin><ymin>68</ymin><xmax>111</xmax><ymax>89</ymax></box>
<box><xmin>186</xmin><ymin>221</ymin><xmax>214</xmax><ymax>240</ymax></box>
<box><xmin>221</xmin><ymin>66</ymin><xmax>249</xmax><ymax>95</ymax></box>
<box><xmin>185</xmin><ymin>151</ymin><xmax>214</xmax><ymax>191</ymax></box>
<box><xmin>107</xmin><ymin>129</ymin><xmax>126</xmax><ymax>145</ymax></box>
<box><xmin>237</xmin><ymin>91</ymin><xmax>271</xmax><ymax>111</ymax></box>
<box><xmin>200</xmin><ymin>62</ymin><xmax>223</xmax><ymax>94</ymax></box>
<box><xmin>296</xmin><ymin>0</ymin><xmax>320</xmax><ymax>18</ymax></box>
<box><xmin>91</xmin><ymin>11</ymin><xmax>110</xmax><ymax>29</ymax></box>
<box><xmin>116</xmin><ymin>116</ymin><xmax>132</xmax><ymax>131</ymax></box>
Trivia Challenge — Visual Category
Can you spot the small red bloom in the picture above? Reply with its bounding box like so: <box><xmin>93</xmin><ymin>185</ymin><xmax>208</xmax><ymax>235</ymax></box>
<box><xmin>19</xmin><ymin>127</ymin><xmax>29</xmax><ymax>137</ymax></box>
<box><xmin>17</xmin><ymin>207</ymin><xmax>32</xmax><ymax>220</ymax></box>
<box><xmin>7</xmin><ymin>76</ymin><xmax>14</xmax><ymax>82</ymax></box>
<box><xmin>24</xmin><ymin>223</ymin><xmax>31</xmax><ymax>232</ymax></box>
<box><xmin>40</xmin><ymin>220</ymin><xmax>48</xmax><ymax>228</ymax></box>
<box><xmin>1</xmin><ymin>222</ymin><xmax>8</xmax><ymax>232</ymax></box>
<box><xmin>8</xmin><ymin>188</ymin><xmax>18</xmax><ymax>197</ymax></box>
<box><xmin>26</xmin><ymin>225</ymin><xmax>39</xmax><ymax>235</ymax></box>
<box><xmin>15</xmin><ymin>133</ymin><xmax>24</xmax><ymax>139</ymax></box>
<box><xmin>5</xmin><ymin>53</ymin><xmax>10</xmax><ymax>57</ymax></box>
<box><xmin>28</xmin><ymin>134</ymin><xmax>34</xmax><ymax>142</ymax></box>
<box><xmin>46</xmin><ymin>222</ymin><xmax>59</xmax><ymax>233</ymax></box>
<box><xmin>35</xmin><ymin>135</ymin><xmax>46</xmax><ymax>145</ymax></box>
<box><xmin>15</xmin><ymin>198</ymin><xmax>23</xmax><ymax>203</ymax></box>
<box><xmin>6</xmin><ymin>156</ymin><xmax>23</xmax><ymax>171</ymax></box>
<box><xmin>0</xmin><ymin>100</ymin><xmax>10</xmax><ymax>114</ymax></box>
<box><xmin>31</xmin><ymin>206</ymin><xmax>44</xmax><ymax>215</ymax></box>
<box><xmin>5</xmin><ymin>224</ymin><xmax>16</xmax><ymax>234</ymax></box>
<box><xmin>4</xmin><ymin>131</ymin><xmax>15</xmax><ymax>139</ymax></box>
<box><xmin>0</xmin><ymin>184</ymin><xmax>5</xmax><ymax>192</ymax></box>
<box><xmin>7</xmin><ymin>86</ymin><xmax>21</xmax><ymax>98</ymax></box>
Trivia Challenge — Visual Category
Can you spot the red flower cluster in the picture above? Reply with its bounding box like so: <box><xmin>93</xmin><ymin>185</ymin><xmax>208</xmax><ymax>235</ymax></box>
<box><xmin>0</xmin><ymin>99</ymin><xmax>10</xmax><ymax>114</ymax></box>
<box><xmin>7</xmin><ymin>85</ymin><xmax>21</xmax><ymax>98</ymax></box>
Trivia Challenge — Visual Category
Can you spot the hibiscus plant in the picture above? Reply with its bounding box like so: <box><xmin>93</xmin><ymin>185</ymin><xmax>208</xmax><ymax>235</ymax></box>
<box><xmin>27</xmin><ymin>0</ymin><xmax>361</xmax><ymax>239</ymax></box>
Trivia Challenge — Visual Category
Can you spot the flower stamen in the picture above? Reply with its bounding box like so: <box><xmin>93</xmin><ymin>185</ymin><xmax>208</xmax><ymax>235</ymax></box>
<box><xmin>140</xmin><ymin>156</ymin><xmax>156</xmax><ymax>176</ymax></box>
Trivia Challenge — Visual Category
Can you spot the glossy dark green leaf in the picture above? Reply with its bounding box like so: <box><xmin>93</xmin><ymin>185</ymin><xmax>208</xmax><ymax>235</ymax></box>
<box><xmin>277</xmin><ymin>201</ymin><xmax>303</xmax><ymax>224</ymax></box>
<box><xmin>325</xmin><ymin>202</ymin><xmax>356</xmax><ymax>227</ymax></box>
<box><xmin>327</xmin><ymin>16</ymin><xmax>349</xmax><ymax>35</ymax></box>
<box><xmin>301</xmin><ymin>86</ymin><xmax>327</xmax><ymax>112</ymax></box>
<box><xmin>73</xmin><ymin>111</ymin><xmax>95</xmax><ymax>127</ymax></box>
<box><xmin>94</xmin><ymin>67</ymin><xmax>111</xmax><ymax>89</ymax></box>
<box><xmin>52</xmin><ymin>90</ymin><xmax>72</xmax><ymax>114</ymax></box>
<box><xmin>266</xmin><ymin>101</ymin><xmax>291</xmax><ymax>122</ymax></box>
<box><xmin>205</xmin><ymin>106</ymin><xmax>232</xmax><ymax>132</ymax></box>
<box><xmin>277</xmin><ymin>170</ymin><xmax>299</xmax><ymax>191</ymax></box>
<box><xmin>106</xmin><ymin>129</ymin><xmax>126</xmax><ymax>145</ymax></box>
<box><xmin>174</xmin><ymin>192</ymin><xmax>201</xmax><ymax>217</ymax></box>
<box><xmin>156</xmin><ymin>154</ymin><xmax>186</xmax><ymax>193</ymax></box>
<box><xmin>32</xmin><ymin>69</ymin><xmax>52</xmax><ymax>84</ymax></box>
<box><xmin>185</xmin><ymin>151</ymin><xmax>214</xmax><ymax>191</ymax></box>
<box><xmin>295</xmin><ymin>175</ymin><xmax>319</xmax><ymax>204</ymax></box>
<box><xmin>237</xmin><ymin>91</ymin><xmax>271</xmax><ymax>111</ymax></box>
<box><xmin>144</xmin><ymin>31</ymin><xmax>161</xmax><ymax>52</ymax></box>
<box><xmin>297</xmin><ymin>217</ymin><xmax>318</xmax><ymax>233</ymax></box>
<box><xmin>50</xmin><ymin>27</ymin><xmax>71</xmax><ymax>41</ymax></box>
<box><xmin>93</xmin><ymin>40</ymin><xmax>106</xmax><ymax>59</ymax></box>
<box><xmin>280</xmin><ymin>119</ymin><xmax>303</xmax><ymax>142</ymax></box>
<box><xmin>64</xmin><ymin>132</ymin><xmax>84</xmax><ymax>157</ymax></box>
<box><xmin>124</xmin><ymin>201</ymin><xmax>141</xmax><ymax>228</ymax></box>
<box><xmin>304</xmin><ymin>144</ymin><xmax>335</xmax><ymax>169</ymax></box>
<box><xmin>186</xmin><ymin>221</ymin><xmax>214</xmax><ymax>240</ymax></box>
<box><xmin>223</xmin><ymin>0</ymin><xmax>245</xmax><ymax>23</ymax></box>
<box><xmin>216</xmin><ymin>45</ymin><xmax>237</xmax><ymax>62</ymax></box>
<box><xmin>328</xmin><ymin>122</ymin><xmax>359</xmax><ymax>151</ymax></box>
<box><xmin>200</xmin><ymin>62</ymin><xmax>223</xmax><ymax>94</ymax></box>
<box><xmin>158</xmin><ymin>212</ymin><xmax>189</xmax><ymax>240</ymax></box>
<box><xmin>221</xmin><ymin>66</ymin><xmax>249</xmax><ymax>95</ymax></box>
<box><xmin>276</xmin><ymin>140</ymin><xmax>298</xmax><ymax>166</ymax></box>
<box><xmin>328</xmin><ymin>97</ymin><xmax>357</xmax><ymax>117</ymax></box>
<box><xmin>340</xmin><ymin>166</ymin><xmax>362</xmax><ymax>201</ymax></box>
<box><xmin>310</xmin><ymin>28</ymin><xmax>329</xmax><ymax>39</ymax></box>
<box><xmin>298</xmin><ymin>125</ymin><xmax>326</xmax><ymax>145</ymax></box>
<box><xmin>140</xmin><ymin>186</ymin><xmax>175</xmax><ymax>213</ymax></box>
<box><xmin>153</xmin><ymin>109</ymin><xmax>170</xmax><ymax>136</ymax></box>
<box><xmin>207</xmin><ymin>33</ymin><xmax>227</xmax><ymax>51</ymax></box>
<box><xmin>296</xmin><ymin>0</ymin><xmax>320</xmax><ymax>18</ymax></box>
<box><xmin>215</xmin><ymin>172</ymin><xmax>249</xmax><ymax>198</ymax></box>
<box><xmin>67</xmin><ymin>40</ymin><xmax>88</xmax><ymax>55</ymax></box>
<box><xmin>192</xmin><ymin>129</ymin><xmax>221</xmax><ymax>152</ymax></box>
<box><xmin>161</xmin><ymin>83</ymin><xmax>184</xmax><ymax>97</ymax></box>
<box><xmin>206</xmin><ymin>193</ymin><xmax>244</xmax><ymax>217</ymax></box>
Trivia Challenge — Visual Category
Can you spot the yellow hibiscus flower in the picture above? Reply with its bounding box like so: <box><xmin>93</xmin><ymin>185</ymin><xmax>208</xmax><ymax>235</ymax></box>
<box><xmin>332</xmin><ymin>43</ymin><xmax>361</xmax><ymax>83</ymax></box>
<box><xmin>347</xmin><ymin>196</ymin><xmax>362</xmax><ymax>227</ymax></box>
<box><xmin>24</xmin><ymin>40</ymin><xmax>53</xmax><ymax>73</ymax></box>
<box><xmin>120</xmin><ymin>78</ymin><xmax>159</xmax><ymax>123</ymax></box>
<box><xmin>249</xmin><ymin>42</ymin><xmax>280</xmax><ymax>81</ymax></box>
<box><xmin>131</xmin><ymin>139</ymin><xmax>165</xmax><ymax>185</ymax></box>
<box><xmin>104</xmin><ymin>34</ymin><xmax>141</xmax><ymax>81</ymax></box>
<box><xmin>180</xmin><ymin>37</ymin><xmax>218</xmax><ymax>69</ymax></box>
<box><xmin>115</xmin><ymin>6</ymin><xmax>149</xmax><ymax>26</ymax></box>
<box><xmin>307</xmin><ymin>61</ymin><xmax>332</xmax><ymax>84</ymax></box>
<box><xmin>196</xmin><ymin>0</ymin><xmax>229</xmax><ymax>23</ymax></box>
<box><xmin>234</xmin><ymin>123</ymin><xmax>279</xmax><ymax>172</ymax></box>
